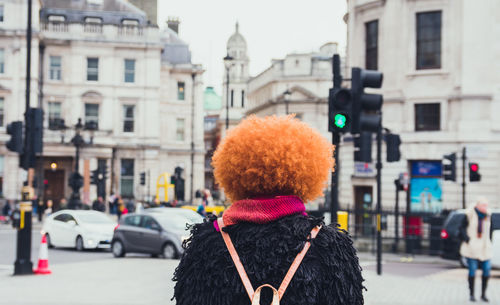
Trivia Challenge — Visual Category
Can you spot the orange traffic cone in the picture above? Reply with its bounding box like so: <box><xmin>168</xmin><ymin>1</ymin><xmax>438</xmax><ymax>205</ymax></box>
<box><xmin>34</xmin><ymin>234</ymin><xmax>51</xmax><ymax>275</ymax></box>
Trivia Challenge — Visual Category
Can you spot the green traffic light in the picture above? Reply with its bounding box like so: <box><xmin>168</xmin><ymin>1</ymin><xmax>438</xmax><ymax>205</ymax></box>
<box><xmin>334</xmin><ymin>114</ymin><xmax>347</xmax><ymax>129</ymax></box>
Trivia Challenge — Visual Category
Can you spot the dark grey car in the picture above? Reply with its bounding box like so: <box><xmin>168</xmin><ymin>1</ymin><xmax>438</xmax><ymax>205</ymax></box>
<box><xmin>111</xmin><ymin>211</ymin><xmax>201</xmax><ymax>259</ymax></box>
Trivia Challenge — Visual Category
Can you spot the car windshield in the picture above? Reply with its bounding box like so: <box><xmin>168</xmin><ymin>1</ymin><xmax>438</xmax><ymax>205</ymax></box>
<box><xmin>155</xmin><ymin>214</ymin><xmax>197</xmax><ymax>231</ymax></box>
<box><xmin>77</xmin><ymin>213</ymin><xmax>114</xmax><ymax>224</ymax></box>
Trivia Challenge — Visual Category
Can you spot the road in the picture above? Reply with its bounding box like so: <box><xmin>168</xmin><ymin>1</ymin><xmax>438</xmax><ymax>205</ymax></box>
<box><xmin>1</xmin><ymin>222</ymin><xmax>499</xmax><ymax>304</ymax></box>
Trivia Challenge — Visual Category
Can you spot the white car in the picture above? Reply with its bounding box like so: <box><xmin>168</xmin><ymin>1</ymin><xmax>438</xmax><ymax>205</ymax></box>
<box><xmin>42</xmin><ymin>210</ymin><xmax>116</xmax><ymax>251</ymax></box>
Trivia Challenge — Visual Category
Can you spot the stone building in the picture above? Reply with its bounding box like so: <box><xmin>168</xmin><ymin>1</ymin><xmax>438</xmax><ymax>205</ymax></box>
<box><xmin>343</xmin><ymin>0</ymin><xmax>500</xmax><ymax>232</ymax></box>
<box><xmin>0</xmin><ymin>0</ymin><xmax>204</xmax><ymax>207</ymax></box>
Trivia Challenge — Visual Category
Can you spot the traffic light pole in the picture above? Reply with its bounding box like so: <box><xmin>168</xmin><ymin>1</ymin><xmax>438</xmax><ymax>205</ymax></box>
<box><xmin>330</xmin><ymin>54</ymin><xmax>342</xmax><ymax>225</ymax></box>
<box><xmin>330</xmin><ymin>133</ymin><xmax>340</xmax><ymax>225</ymax></box>
<box><xmin>462</xmin><ymin>147</ymin><xmax>466</xmax><ymax>209</ymax></box>
<box><xmin>14</xmin><ymin>0</ymin><xmax>34</xmax><ymax>275</ymax></box>
<box><xmin>393</xmin><ymin>179</ymin><xmax>400</xmax><ymax>253</ymax></box>
<box><xmin>376</xmin><ymin>127</ymin><xmax>382</xmax><ymax>275</ymax></box>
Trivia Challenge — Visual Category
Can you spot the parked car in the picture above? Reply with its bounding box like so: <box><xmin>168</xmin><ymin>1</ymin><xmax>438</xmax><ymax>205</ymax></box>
<box><xmin>42</xmin><ymin>210</ymin><xmax>116</xmax><ymax>251</ymax></box>
<box><xmin>440</xmin><ymin>209</ymin><xmax>500</xmax><ymax>267</ymax></box>
<box><xmin>111</xmin><ymin>209</ymin><xmax>203</xmax><ymax>259</ymax></box>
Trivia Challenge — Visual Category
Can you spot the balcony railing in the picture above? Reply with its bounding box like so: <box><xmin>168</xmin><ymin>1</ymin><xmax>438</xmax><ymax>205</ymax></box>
<box><xmin>84</xmin><ymin>23</ymin><xmax>103</xmax><ymax>34</ymax></box>
<box><xmin>41</xmin><ymin>22</ymin><xmax>68</xmax><ymax>33</ymax></box>
<box><xmin>118</xmin><ymin>25</ymin><xmax>143</xmax><ymax>36</ymax></box>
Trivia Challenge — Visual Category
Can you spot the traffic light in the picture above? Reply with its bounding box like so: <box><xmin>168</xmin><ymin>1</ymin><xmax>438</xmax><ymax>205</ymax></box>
<box><xmin>386</xmin><ymin>133</ymin><xmax>401</xmax><ymax>162</ymax></box>
<box><xmin>354</xmin><ymin>132</ymin><xmax>372</xmax><ymax>163</ymax></box>
<box><xmin>27</xmin><ymin>108</ymin><xmax>44</xmax><ymax>154</ymax></box>
<box><xmin>6</xmin><ymin>121</ymin><xmax>23</xmax><ymax>153</ymax></box>
<box><xmin>328</xmin><ymin>88</ymin><xmax>352</xmax><ymax>133</ymax></box>
<box><xmin>351</xmin><ymin>68</ymin><xmax>383</xmax><ymax>134</ymax></box>
<box><xmin>443</xmin><ymin>153</ymin><xmax>456</xmax><ymax>181</ymax></box>
<box><xmin>140</xmin><ymin>172</ymin><xmax>146</xmax><ymax>185</ymax></box>
<box><xmin>91</xmin><ymin>169</ymin><xmax>99</xmax><ymax>185</ymax></box>
<box><xmin>43</xmin><ymin>179</ymin><xmax>49</xmax><ymax>190</ymax></box>
<box><xmin>469</xmin><ymin>163</ymin><xmax>481</xmax><ymax>182</ymax></box>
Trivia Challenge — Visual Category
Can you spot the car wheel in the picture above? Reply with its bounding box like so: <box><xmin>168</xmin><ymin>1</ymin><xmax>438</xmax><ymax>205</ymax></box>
<box><xmin>75</xmin><ymin>236</ymin><xmax>84</xmax><ymax>251</ymax></box>
<box><xmin>460</xmin><ymin>256</ymin><xmax>469</xmax><ymax>268</ymax></box>
<box><xmin>162</xmin><ymin>243</ymin><xmax>177</xmax><ymax>259</ymax></box>
<box><xmin>45</xmin><ymin>234</ymin><xmax>54</xmax><ymax>249</ymax></box>
<box><xmin>112</xmin><ymin>240</ymin><xmax>125</xmax><ymax>258</ymax></box>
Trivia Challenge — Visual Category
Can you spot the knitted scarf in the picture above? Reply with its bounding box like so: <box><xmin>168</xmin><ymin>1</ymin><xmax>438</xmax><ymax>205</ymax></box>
<box><xmin>220</xmin><ymin>195</ymin><xmax>307</xmax><ymax>227</ymax></box>
<box><xmin>475</xmin><ymin>207</ymin><xmax>486</xmax><ymax>238</ymax></box>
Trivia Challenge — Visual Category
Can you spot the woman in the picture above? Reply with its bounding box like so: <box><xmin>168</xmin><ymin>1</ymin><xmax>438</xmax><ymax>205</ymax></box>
<box><xmin>460</xmin><ymin>197</ymin><xmax>492</xmax><ymax>302</ymax></box>
<box><xmin>173</xmin><ymin>116</ymin><xmax>363</xmax><ymax>305</ymax></box>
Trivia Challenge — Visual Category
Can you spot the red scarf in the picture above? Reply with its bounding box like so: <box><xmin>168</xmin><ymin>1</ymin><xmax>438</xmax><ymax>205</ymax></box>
<box><xmin>221</xmin><ymin>195</ymin><xmax>307</xmax><ymax>227</ymax></box>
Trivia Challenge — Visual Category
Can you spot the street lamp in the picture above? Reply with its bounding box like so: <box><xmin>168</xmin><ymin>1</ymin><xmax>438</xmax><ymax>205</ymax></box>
<box><xmin>284</xmin><ymin>88</ymin><xmax>291</xmax><ymax>115</ymax></box>
<box><xmin>67</xmin><ymin>118</ymin><xmax>95</xmax><ymax>209</ymax></box>
<box><xmin>223</xmin><ymin>53</ymin><xmax>234</xmax><ymax>130</ymax></box>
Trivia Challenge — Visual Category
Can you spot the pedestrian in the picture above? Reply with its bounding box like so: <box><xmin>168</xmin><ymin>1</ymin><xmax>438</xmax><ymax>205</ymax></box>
<box><xmin>2</xmin><ymin>200</ymin><xmax>11</xmax><ymax>217</ymax></box>
<box><xmin>45</xmin><ymin>200</ymin><xmax>53</xmax><ymax>217</ymax></box>
<box><xmin>115</xmin><ymin>195</ymin><xmax>124</xmax><ymax>220</ymax></box>
<box><xmin>108</xmin><ymin>193</ymin><xmax>116</xmax><ymax>214</ymax></box>
<box><xmin>92</xmin><ymin>196</ymin><xmax>106</xmax><ymax>212</ymax></box>
<box><xmin>59</xmin><ymin>198</ymin><xmax>68</xmax><ymax>211</ymax></box>
<box><xmin>173</xmin><ymin>115</ymin><xmax>364</xmax><ymax>305</ymax></box>
<box><xmin>125</xmin><ymin>199</ymin><xmax>135</xmax><ymax>213</ymax></box>
<box><xmin>37</xmin><ymin>199</ymin><xmax>45</xmax><ymax>222</ymax></box>
<box><xmin>459</xmin><ymin>197</ymin><xmax>493</xmax><ymax>302</ymax></box>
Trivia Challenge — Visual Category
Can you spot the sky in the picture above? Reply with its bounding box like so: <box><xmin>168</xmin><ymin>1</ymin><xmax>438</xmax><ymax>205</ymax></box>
<box><xmin>157</xmin><ymin>0</ymin><xmax>347</xmax><ymax>94</ymax></box>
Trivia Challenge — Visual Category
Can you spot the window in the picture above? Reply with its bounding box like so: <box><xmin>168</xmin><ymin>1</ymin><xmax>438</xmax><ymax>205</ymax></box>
<box><xmin>122</xmin><ymin>19</ymin><xmax>139</xmax><ymax>26</ymax></box>
<box><xmin>415</xmin><ymin>103</ymin><xmax>440</xmax><ymax>131</ymax></box>
<box><xmin>84</xmin><ymin>17</ymin><xmax>102</xmax><ymax>24</ymax></box>
<box><xmin>48</xmin><ymin>15</ymin><xmax>65</xmax><ymax>22</ymax></box>
<box><xmin>230</xmin><ymin>90</ymin><xmax>234</xmax><ymax>107</ymax></box>
<box><xmin>87</xmin><ymin>58</ymin><xmax>98</xmax><ymax>81</ymax></box>
<box><xmin>177</xmin><ymin>82</ymin><xmax>185</xmax><ymax>100</ymax></box>
<box><xmin>120</xmin><ymin>159</ymin><xmax>134</xmax><ymax>198</ymax></box>
<box><xmin>176</xmin><ymin>118</ymin><xmax>185</xmax><ymax>141</ymax></box>
<box><xmin>124</xmin><ymin>59</ymin><xmax>135</xmax><ymax>83</ymax></box>
<box><xmin>0</xmin><ymin>5</ymin><xmax>4</xmax><ymax>22</ymax></box>
<box><xmin>123</xmin><ymin>105</ymin><xmax>135</xmax><ymax>132</ymax></box>
<box><xmin>0</xmin><ymin>49</ymin><xmax>4</xmax><ymax>73</ymax></box>
<box><xmin>48</xmin><ymin>101</ymin><xmax>62</xmax><ymax>129</ymax></box>
<box><xmin>0</xmin><ymin>97</ymin><xmax>3</xmax><ymax>126</ymax></box>
<box><xmin>416</xmin><ymin>11</ymin><xmax>442</xmax><ymax>70</ymax></box>
<box><xmin>49</xmin><ymin>56</ymin><xmax>61</xmax><ymax>80</ymax></box>
<box><xmin>85</xmin><ymin>103</ymin><xmax>99</xmax><ymax>129</ymax></box>
<box><xmin>124</xmin><ymin>215</ymin><xmax>141</xmax><ymax>226</ymax></box>
<box><xmin>241</xmin><ymin>90</ymin><xmax>245</xmax><ymax>107</ymax></box>
<box><xmin>365</xmin><ymin>20</ymin><xmax>378</xmax><ymax>70</ymax></box>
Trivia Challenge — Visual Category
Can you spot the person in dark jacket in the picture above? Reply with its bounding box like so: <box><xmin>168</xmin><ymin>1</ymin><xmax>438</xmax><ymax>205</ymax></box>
<box><xmin>173</xmin><ymin>115</ymin><xmax>364</xmax><ymax>305</ymax></box>
<box><xmin>92</xmin><ymin>196</ymin><xmax>106</xmax><ymax>212</ymax></box>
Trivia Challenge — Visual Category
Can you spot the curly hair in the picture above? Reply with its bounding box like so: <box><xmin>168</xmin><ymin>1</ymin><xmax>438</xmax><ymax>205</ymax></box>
<box><xmin>212</xmin><ymin>115</ymin><xmax>334</xmax><ymax>203</ymax></box>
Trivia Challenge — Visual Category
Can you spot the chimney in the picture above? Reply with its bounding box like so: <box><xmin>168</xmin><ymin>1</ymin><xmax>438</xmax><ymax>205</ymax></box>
<box><xmin>167</xmin><ymin>17</ymin><xmax>180</xmax><ymax>34</ymax></box>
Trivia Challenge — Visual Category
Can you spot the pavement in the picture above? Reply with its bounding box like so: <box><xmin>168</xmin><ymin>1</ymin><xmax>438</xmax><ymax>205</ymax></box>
<box><xmin>1</xmin><ymin>222</ymin><xmax>499</xmax><ymax>304</ymax></box>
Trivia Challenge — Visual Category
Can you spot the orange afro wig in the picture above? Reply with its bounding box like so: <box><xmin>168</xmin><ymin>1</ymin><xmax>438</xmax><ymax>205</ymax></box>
<box><xmin>212</xmin><ymin>115</ymin><xmax>335</xmax><ymax>203</ymax></box>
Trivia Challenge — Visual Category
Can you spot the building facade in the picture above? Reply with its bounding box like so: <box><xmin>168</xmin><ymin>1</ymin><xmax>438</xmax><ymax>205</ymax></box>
<box><xmin>344</xmin><ymin>0</ymin><xmax>500</xmax><ymax>229</ymax></box>
<box><xmin>0</xmin><ymin>0</ymin><xmax>204</xmax><ymax>208</ymax></box>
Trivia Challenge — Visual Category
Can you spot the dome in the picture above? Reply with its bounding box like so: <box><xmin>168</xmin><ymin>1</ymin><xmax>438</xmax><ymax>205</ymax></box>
<box><xmin>227</xmin><ymin>22</ymin><xmax>247</xmax><ymax>49</ymax></box>
<box><xmin>204</xmin><ymin>87</ymin><xmax>222</xmax><ymax>110</ymax></box>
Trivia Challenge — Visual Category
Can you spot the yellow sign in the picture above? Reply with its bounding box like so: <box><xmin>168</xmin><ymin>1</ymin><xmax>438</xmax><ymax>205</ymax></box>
<box><xmin>156</xmin><ymin>172</ymin><xmax>175</xmax><ymax>202</ymax></box>
<box><xmin>337</xmin><ymin>211</ymin><xmax>348</xmax><ymax>231</ymax></box>
<box><xmin>181</xmin><ymin>205</ymin><xmax>225</xmax><ymax>216</ymax></box>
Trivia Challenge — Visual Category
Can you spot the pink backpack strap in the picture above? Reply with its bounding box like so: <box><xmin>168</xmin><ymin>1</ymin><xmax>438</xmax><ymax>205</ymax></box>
<box><xmin>277</xmin><ymin>225</ymin><xmax>321</xmax><ymax>299</ymax></box>
<box><xmin>217</xmin><ymin>218</ymin><xmax>255</xmax><ymax>301</ymax></box>
<box><xmin>217</xmin><ymin>218</ymin><xmax>321</xmax><ymax>302</ymax></box>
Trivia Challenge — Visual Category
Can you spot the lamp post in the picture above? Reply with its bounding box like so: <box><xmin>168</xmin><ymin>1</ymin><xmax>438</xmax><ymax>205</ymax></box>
<box><xmin>223</xmin><ymin>53</ymin><xmax>233</xmax><ymax>130</ymax></box>
<box><xmin>284</xmin><ymin>88</ymin><xmax>291</xmax><ymax>115</ymax></box>
<box><xmin>67</xmin><ymin>118</ymin><xmax>96</xmax><ymax>209</ymax></box>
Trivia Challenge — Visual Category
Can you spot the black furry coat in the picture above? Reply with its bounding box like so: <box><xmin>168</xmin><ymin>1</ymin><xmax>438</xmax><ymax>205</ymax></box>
<box><xmin>173</xmin><ymin>215</ymin><xmax>364</xmax><ymax>305</ymax></box>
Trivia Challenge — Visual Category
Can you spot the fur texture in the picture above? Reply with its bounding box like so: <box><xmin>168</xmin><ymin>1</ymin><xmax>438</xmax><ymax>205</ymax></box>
<box><xmin>212</xmin><ymin>115</ymin><xmax>335</xmax><ymax>203</ymax></box>
<box><xmin>173</xmin><ymin>214</ymin><xmax>364</xmax><ymax>305</ymax></box>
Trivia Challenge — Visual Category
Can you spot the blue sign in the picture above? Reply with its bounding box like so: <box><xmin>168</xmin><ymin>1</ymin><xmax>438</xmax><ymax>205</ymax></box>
<box><xmin>411</xmin><ymin>161</ymin><xmax>442</xmax><ymax>177</ymax></box>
